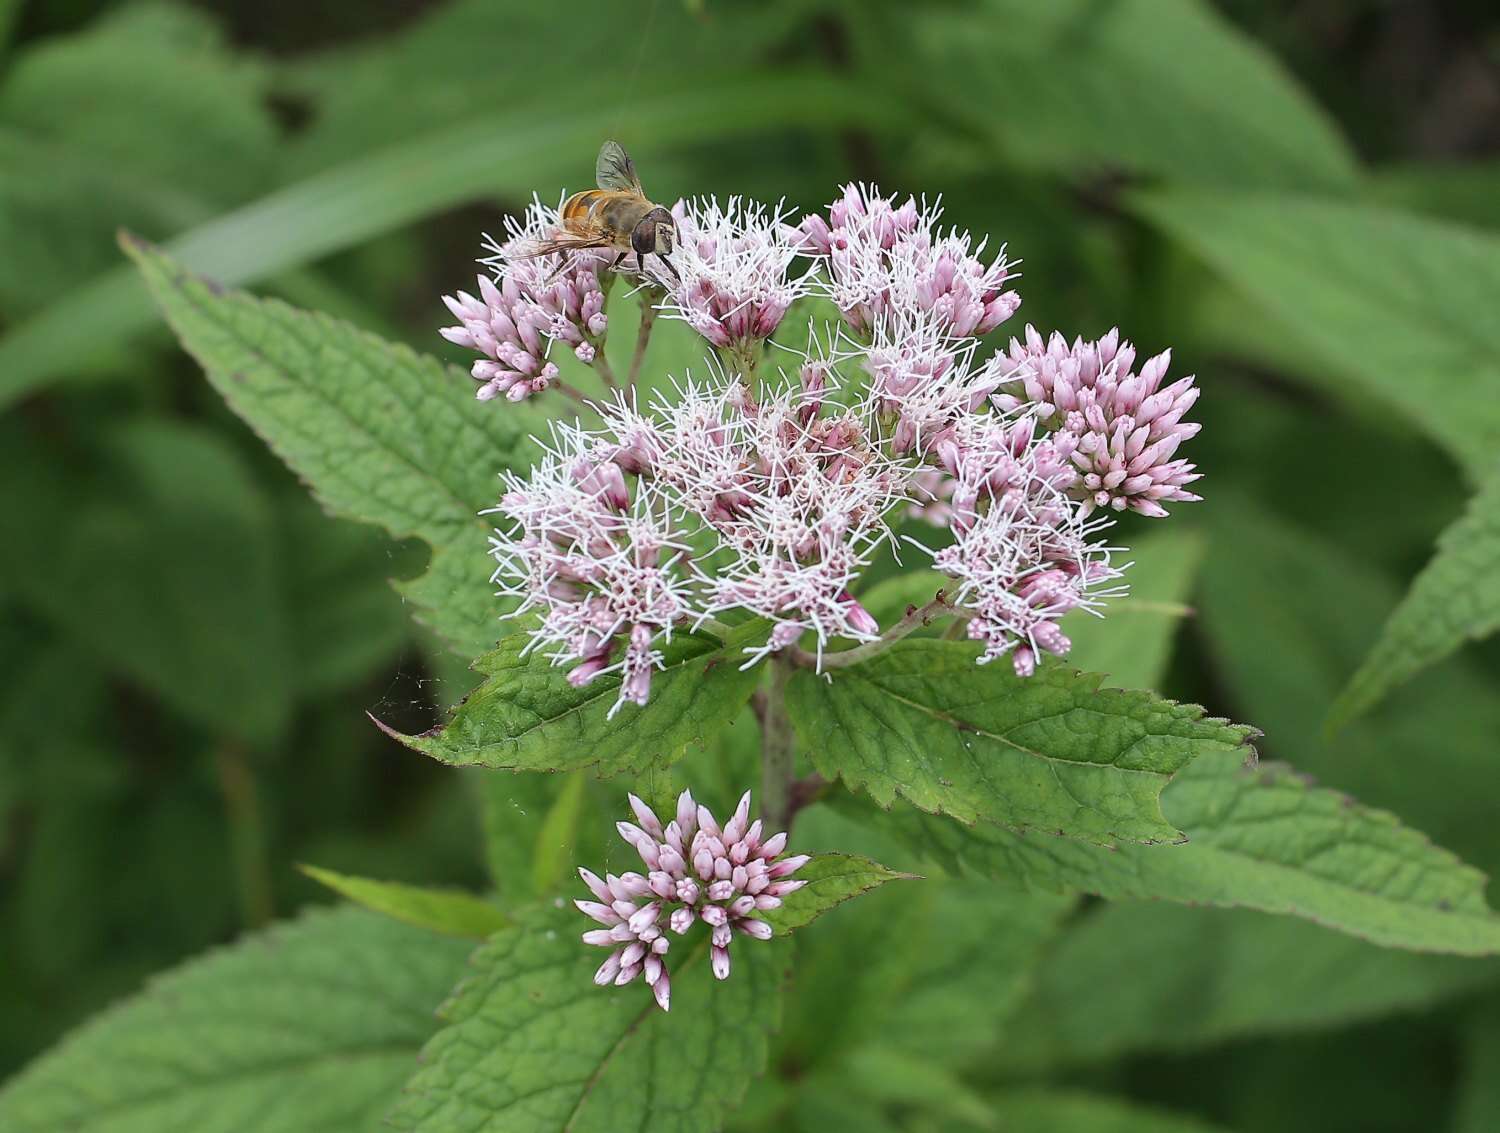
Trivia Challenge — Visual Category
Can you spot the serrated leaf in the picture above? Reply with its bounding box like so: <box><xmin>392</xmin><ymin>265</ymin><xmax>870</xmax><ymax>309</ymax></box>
<box><xmin>386</xmin><ymin>622</ymin><xmax>766</xmax><ymax>774</ymax></box>
<box><xmin>1134</xmin><ymin>190</ymin><xmax>1500</xmax><ymax>476</ymax></box>
<box><xmin>125</xmin><ymin>238</ymin><xmax>541</xmax><ymax>657</ymax></box>
<box><xmin>989</xmin><ymin>1089</ymin><xmax>1232</xmax><ymax>1133</ymax></box>
<box><xmin>1064</xmin><ymin>529</ymin><xmax>1203</xmax><ymax>690</ymax></box>
<box><xmin>787</xmin><ymin>640</ymin><xmax>1249</xmax><ymax>846</ymax></box>
<box><xmin>389</xmin><ymin>904</ymin><xmax>789</xmax><ymax>1133</ymax></box>
<box><xmin>998</xmin><ymin>902</ymin><xmax>1499</xmax><ymax>1071</ymax></box>
<box><xmin>0</xmin><ymin>907</ymin><xmax>472</xmax><ymax>1133</ymax></box>
<box><xmin>300</xmin><ymin>864</ymin><xmax>507</xmax><ymax>938</ymax></box>
<box><xmin>761</xmin><ymin>853</ymin><xmax>915</xmax><ymax>935</ymax></box>
<box><xmin>898</xmin><ymin>0</ymin><xmax>1356</xmax><ymax>190</ymax></box>
<box><xmin>883</xmin><ymin>746</ymin><xmax>1500</xmax><ymax>955</ymax></box>
<box><xmin>1331</xmin><ymin>462</ymin><xmax>1500</xmax><ymax>729</ymax></box>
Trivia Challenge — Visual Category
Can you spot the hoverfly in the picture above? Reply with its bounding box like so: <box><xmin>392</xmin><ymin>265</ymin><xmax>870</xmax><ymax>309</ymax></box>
<box><xmin>521</xmin><ymin>140</ymin><xmax>679</xmax><ymax>283</ymax></box>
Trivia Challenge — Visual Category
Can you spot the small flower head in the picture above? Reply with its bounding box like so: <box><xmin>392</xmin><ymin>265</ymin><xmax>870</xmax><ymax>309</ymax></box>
<box><xmin>801</xmin><ymin>183</ymin><xmax>1019</xmax><ymax>341</ymax></box>
<box><xmin>998</xmin><ymin>326</ymin><xmax>1202</xmax><ymax>517</ymax></box>
<box><xmin>663</xmin><ymin>197</ymin><xmax>813</xmax><ymax>350</ymax></box>
<box><xmin>489</xmin><ymin>424</ymin><xmax>700</xmax><ymax>717</ymax></box>
<box><xmin>925</xmin><ymin>413</ymin><xmax>1124</xmax><ymax>676</ymax></box>
<box><xmin>579</xmin><ymin>790</ymin><xmax>805</xmax><ymax>1011</ymax></box>
<box><xmin>439</xmin><ymin>197</ymin><xmax>614</xmax><ymax>401</ymax></box>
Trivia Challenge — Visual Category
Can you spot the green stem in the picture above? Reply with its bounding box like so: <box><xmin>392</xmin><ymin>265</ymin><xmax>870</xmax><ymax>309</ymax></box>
<box><xmin>214</xmin><ymin>742</ymin><xmax>274</xmax><ymax>929</ymax></box>
<box><xmin>760</xmin><ymin>653</ymin><xmax>797</xmax><ymax>833</ymax></box>
<box><xmin>627</xmin><ymin>300</ymin><xmax>658</xmax><ymax>392</ymax></box>
<box><xmin>591</xmin><ymin>350</ymin><xmax>620</xmax><ymax>391</ymax></box>
<box><xmin>790</xmin><ymin>594</ymin><xmax>958</xmax><ymax>670</ymax></box>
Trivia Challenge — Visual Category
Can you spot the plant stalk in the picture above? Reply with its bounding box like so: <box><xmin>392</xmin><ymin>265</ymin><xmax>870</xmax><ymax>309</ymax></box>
<box><xmin>789</xmin><ymin>594</ymin><xmax>958</xmax><ymax>671</ymax></box>
<box><xmin>627</xmin><ymin>300</ymin><xmax>658</xmax><ymax>391</ymax></box>
<box><xmin>214</xmin><ymin>742</ymin><xmax>274</xmax><ymax>929</ymax></box>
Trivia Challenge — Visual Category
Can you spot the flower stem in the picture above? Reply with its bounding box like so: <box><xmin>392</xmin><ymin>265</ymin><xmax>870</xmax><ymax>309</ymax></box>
<box><xmin>214</xmin><ymin>742</ymin><xmax>274</xmax><ymax>929</ymax></box>
<box><xmin>760</xmin><ymin>653</ymin><xmax>797</xmax><ymax>832</ymax></box>
<box><xmin>627</xmin><ymin>300</ymin><xmax>658</xmax><ymax>391</ymax></box>
<box><xmin>790</xmin><ymin>594</ymin><xmax>957</xmax><ymax>671</ymax></box>
<box><xmin>591</xmin><ymin>351</ymin><xmax>620</xmax><ymax>391</ymax></box>
<box><xmin>552</xmin><ymin>379</ymin><xmax>592</xmax><ymax>407</ymax></box>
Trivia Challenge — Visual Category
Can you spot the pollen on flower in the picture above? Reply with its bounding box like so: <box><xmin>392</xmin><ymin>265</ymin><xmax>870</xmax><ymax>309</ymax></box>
<box><xmin>577</xmin><ymin>790</ymin><xmax>806</xmax><ymax>1011</ymax></box>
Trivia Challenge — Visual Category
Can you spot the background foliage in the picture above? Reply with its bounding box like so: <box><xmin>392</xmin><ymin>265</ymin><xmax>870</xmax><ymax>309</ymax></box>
<box><xmin>3</xmin><ymin>1</ymin><xmax>1499</xmax><ymax>1130</ymax></box>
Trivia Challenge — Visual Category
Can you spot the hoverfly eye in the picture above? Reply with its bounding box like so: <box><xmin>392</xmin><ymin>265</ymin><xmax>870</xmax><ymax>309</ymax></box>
<box><xmin>632</xmin><ymin>226</ymin><xmax>654</xmax><ymax>256</ymax></box>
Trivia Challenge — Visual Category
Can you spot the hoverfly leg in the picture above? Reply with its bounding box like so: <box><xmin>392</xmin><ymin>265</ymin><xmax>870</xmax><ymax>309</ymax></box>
<box><xmin>655</xmin><ymin>253</ymin><xmax>681</xmax><ymax>286</ymax></box>
<box><xmin>609</xmin><ymin>252</ymin><xmax>627</xmax><ymax>273</ymax></box>
<box><xmin>543</xmin><ymin>255</ymin><xmax>572</xmax><ymax>285</ymax></box>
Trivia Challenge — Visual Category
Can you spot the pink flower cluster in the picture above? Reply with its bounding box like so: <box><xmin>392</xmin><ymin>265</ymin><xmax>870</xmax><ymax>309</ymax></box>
<box><xmin>439</xmin><ymin>198</ymin><xmax>612</xmax><ymax>401</ymax></box>
<box><xmin>489</xmin><ymin>376</ymin><xmax>904</xmax><ymax>684</ymax></box>
<box><xmin>578</xmin><ymin>791</ymin><xmax>806</xmax><ymax>1012</ymax></box>
<box><xmin>997</xmin><ymin>326</ymin><xmax>1202</xmax><ymax>517</ymax></box>
<box><xmin>489</xmin><ymin>431</ymin><xmax>695</xmax><ymax>716</ymax></box>
<box><xmin>799</xmin><ymin>182</ymin><xmax>1019</xmax><ymax>339</ymax></box>
<box><xmin>458</xmin><ymin>176</ymin><xmax>1205</xmax><ymax>699</ymax></box>
<box><xmin>663</xmin><ymin>197</ymin><xmax>811</xmax><ymax>350</ymax></box>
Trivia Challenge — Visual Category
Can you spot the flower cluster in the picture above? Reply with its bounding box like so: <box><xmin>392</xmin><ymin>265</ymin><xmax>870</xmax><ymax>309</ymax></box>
<box><xmin>578</xmin><ymin>791</ymin><xmax>806</xmax><ymax>1012</ymax></box>
<box><xmin>799</xmin><ymin>182</ymin><xmax>1020</xmax><ymax>339</ymax></box>
<box><xmin>488</xmin><ymin>373</ymin><xmax>905</xmax><ymax>708</ymax></box>
<box><xmin>997</xmin><ymin>326</ymin><xmax>1202</xmax><ymax>517</ymax></box>
<box><xmin>662</xmin><ymin>197</ymin><xmax>813</xmax><ymax>352</ymax></box>
<box><xmin>439</xmin><ymin>198</ymin><xmax>616</xmax><ymax>401</ymax></box>
<box><xmin>449</xmin><ymin>179</ymin><xmax>1204</xmax><ymax>699</ymax></box>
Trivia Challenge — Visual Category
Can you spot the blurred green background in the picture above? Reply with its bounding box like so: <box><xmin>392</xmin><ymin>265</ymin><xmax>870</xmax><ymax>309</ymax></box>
<box><xmin>2</xmin><ymin>1</ymin><xmax>1499</xmax><ymax>1130</ymax></box>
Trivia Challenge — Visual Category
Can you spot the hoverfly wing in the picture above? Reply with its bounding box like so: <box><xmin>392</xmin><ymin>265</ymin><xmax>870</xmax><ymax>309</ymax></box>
<box><xmin>510</xmin><ymin>232</ymin><xmax>614</xmax><ymax>260</ymax></box>
<box><xmin>595</xmin><ymin>140</ymin><xmax>645</xmax><ymax>197</ymax></box>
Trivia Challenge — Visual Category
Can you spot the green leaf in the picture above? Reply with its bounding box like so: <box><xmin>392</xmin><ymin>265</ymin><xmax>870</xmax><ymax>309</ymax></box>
<box><xmin>277</xmin><ymin>498</ymin><xmax>410</xmax><ymax>697</ymax></box>
<box><xmin>899</xmin><ymin>0</ymin><xmax>1357</xmax><ymax>190</ymax></box>
<box><xmin>529</xmin><ymin>771</ymin><xmax>589</xmax><ymax>896</ymax></box>
<box><xmin>760</xmin><ymin>853</ymin><xmax>915</xmax><ymax>935</ymax></box>
<box><xmin>884</xmin><ymin>746</ymin><xmax>1500</xmax><ymax>955</ymax></box>
<box><xmin>386</xmin><ymin>622</ymin><xmax>766</xmax><ymax>775</ymax></box>
<box><xmin>0</xmin><ymin>907</ymin><xmax>472</xmax><ymax>1133</ymax></box>
<box><xmin>299</xmin><ymin>864</ymin><xmax>507</xmax><ymax>938</ymax></box>
<box><xmin>1330</xmin><ymin>462</ymin><xmax>1500</xmax><ymax>729</ymax></box>
<box><xmin>389</xmin><ymin>904</ymin><xmax>789</xmax><ymax>1133</ymax></box>
<box><xmin>1197</xmin><ymin>495</ymin><xmax>1500</xmax><ymax>886</ymax></box>
<box><xmin>1064</xmin><ymin>528</ymin><xmax>1204</xmax><ymax>690</ymax></box>
<box><xmin>1370</xmin><ymin>160</ymin><xmax>1500</xmax><ymax>231</ymax></box>
<box><xmin>779</xmin><ymin>805</ymin><xmax>1074</xmax><ymax>1071</ymax></box>
<box><xmin>125</xmin><ymin>237</ymin><xmax>541</xmax><ymax>658</ymax></box>
<box><xmin>1134</xmin><ymin>189</ymin><xmax>1500</xmax><ymax>476</ymax></box>
<box><xmin>0</xmin><ymin>418</ymin><xmax>292</xmax><ymax>743</ymax></box>
<box><xmin>1</xmin><ymin>71</ymin><xmax>913</xmax><ymax>408</ymax></box>
<box><xmin>988</xmin><ymin>1089</ymin><xmax>1233</xmax><ymax>1133</ymax></box>
<box><xmin>787</xmin><ymin>640</ymin><xmax>1250</xmax><ymax>845</ymax></box>
<box><xmin>998</xmin><ymin>902</ymin><xmax>1499</xmax><ymax>1070</ymax></box>
<box><xmin>840</xmin><ymin>1048</ymin><xmax>996</xmax><ymax>1129</ymax></box>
